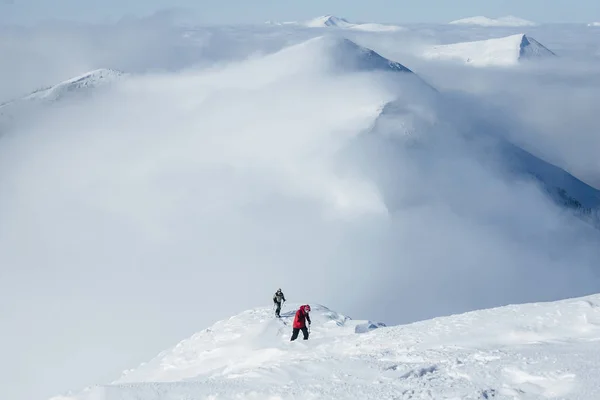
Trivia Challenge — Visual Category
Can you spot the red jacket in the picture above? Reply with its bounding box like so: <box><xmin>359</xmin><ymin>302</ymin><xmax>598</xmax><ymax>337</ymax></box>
<box><xmin>293</xmin><ymin>307</ymin><xmax>311</xmax><ymax>329</ymax></box>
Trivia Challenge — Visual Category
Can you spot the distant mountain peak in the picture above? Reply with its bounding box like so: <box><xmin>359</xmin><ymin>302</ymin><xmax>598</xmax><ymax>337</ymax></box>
<box><xmin>305</xmin><ymin>15</ymin><xmax>353</xmax><ymax>28</ymax></box>
<box><xmin>267</xmin><ymin>15</ymin><xmax>405</xmax><ymax>32</ymax></box>
<box><xmin>422</xmin><ymin>34</ymin><xmax>556</xmax><ymax>67</ymax></box>
<box><xmin>449</xmin><ymin>15</ymin><xmax>537</xmax><ymax>27</ymax></box>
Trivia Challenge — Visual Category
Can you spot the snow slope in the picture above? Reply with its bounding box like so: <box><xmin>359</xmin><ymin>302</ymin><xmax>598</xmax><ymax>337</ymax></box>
<box><xmin>422</xmin><ymin>34</ymin><xmax>556</xmax><ymax>67</ymax></box>
<box><xmin>52</xmin><ymin>294</ymin><xmax>600</xmax><ymax>399</ymax></box>
<box><xmin>449</xmin><ymin>16</ymin><xmax>538</xmax><ymax>27</ymax></box>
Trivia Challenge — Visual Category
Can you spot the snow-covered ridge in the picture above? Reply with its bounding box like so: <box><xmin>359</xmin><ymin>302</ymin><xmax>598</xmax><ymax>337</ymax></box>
<box><xmin>270</xmin><ymin>36</ymin><xmax>416</xmax><ymax>75</ymax></box>
<box><xmin>449</xmin><ymin>15</ymin><xmax>538</xmax><ymax>27</ymax></box>
<box><xmin>0</xmin><ymin>68</ymin><xmax>127</xmax><ymax>133</ymax></box>
<box><xmin>422</xmin><ymin>34</ymin><xmax>556</xmax><ymax>67</ymax></box>
<box><xmin>0</xmin><ymin>68</ymin><xmax>126</xmax><ymax>113</ymax></box>
<box><xmin>52</xmin><ymin>294</ymin><xmax>600</xmax><ymax>399</ymax></box>
<box><xmin>116</xmin><ymin>304</ymin><xmax>385</xmax><ymax>384</ymax></box>
<box><xmin>23</xmin><ymin>68</ymin><xmax>126</xmax><ymax>102</ymax></box>
<box><xmin>269</xmin><ymin>15</ymin><xmax>405</xmax><ymax>32</ymax></box>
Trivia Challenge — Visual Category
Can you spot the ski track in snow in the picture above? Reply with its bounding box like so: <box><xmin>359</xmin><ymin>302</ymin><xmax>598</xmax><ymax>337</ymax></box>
<box><xmin>56</xmin><ymin>297</ymin><xmax>600</xmax><ymax>400</ymax></box>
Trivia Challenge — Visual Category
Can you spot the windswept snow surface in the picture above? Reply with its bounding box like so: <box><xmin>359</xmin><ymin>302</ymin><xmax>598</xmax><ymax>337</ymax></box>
<box><xmin>422</xmin><ymin>34</ymin><xmax>556</xmax><ymax>66</ymax></box>
<box><xmin>54</xmin><ymin>295</ymin><xmax>600</xmax><ymax>399</ymax></box>
<box><xmin>449</xmin><ymin>16</ymin><xmax>538</xmax><ymax>27</ymax></box>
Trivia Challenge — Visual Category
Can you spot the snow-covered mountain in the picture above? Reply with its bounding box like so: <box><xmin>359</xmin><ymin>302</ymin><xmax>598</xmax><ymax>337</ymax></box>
<box><xmin>269</xmin><ymin>15</ymin><xmax>405</xmax><ymax>32</ymax></box>
<box><xmin>22</xmin><ymin>68</ymin><xmax>125</xmax><ymax>102</ymax></box>
<box><xmin>588</xmin><ymin>22</ymin><xmax>600</xmax><ymax>27</ymax></box>
<box><xmin>422</xmin><ymin>34</ymin><xmax>556</xmax><ymax>67</ymax></box>
<box><xmin>0</xmin><ymin>68</ymin><xmax>126</xmax><ymax>128</ymax></box>
<box><xmin>51</xmin><ymin>294</ymin><xmax>600</xmax><ymax>399</ymax></box>
<box><xmin>305</xmin><ymin>15</ymin><xmax>354</xmax><ymax>28</ymax></box>
<box><xmin>268</xmin><ymin>36</ymin><xmax>418</xmax><ymax>76</ymax></box>
<box><xmin>449</xmin><ymin>15</ymin><xmax>538</xmax><ymax>27</ymax></box>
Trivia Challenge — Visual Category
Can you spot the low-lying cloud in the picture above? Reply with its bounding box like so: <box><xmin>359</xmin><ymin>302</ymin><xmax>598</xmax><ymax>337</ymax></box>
<box><xmin>1</xmin><ymin>18</ymin><xmax>599</xmax><ymax>400</ymax></box>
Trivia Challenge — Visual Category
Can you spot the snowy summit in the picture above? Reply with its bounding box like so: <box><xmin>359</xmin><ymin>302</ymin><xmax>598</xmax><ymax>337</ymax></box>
<box><xmin>304</xmin><ymin>15</ymin><xmax>354</xmax><ymax>28</ymax></box>
<box><xmin>449</xmin><ymin>15</ymin><xmax>538</xmax><ymax>27</ymax></box>
<box><xmin>270</xmin><ymin>36</ymin><xmax>415</xmax><ymax>74</ymax></box>
<box><xmin>52</xmin><ymin>295</ymin><xmax>600</xmax><ymax>399</ymax></box>
<box><xmin>270</xmin><ymin>15</ymin><xmax>405</xmax><ymax>32</ymax></box>
<box><xmin>422</xmin><ymin>34</ymin><xmax>556</xmax><ymax>67</ymax></box>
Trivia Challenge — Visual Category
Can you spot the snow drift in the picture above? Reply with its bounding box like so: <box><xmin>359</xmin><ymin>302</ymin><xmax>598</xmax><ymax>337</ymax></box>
<box><xmin>449</xmin><ymin>16</ymin><xmax>538</xmax><ymax>27</ymax></box>
<box><xmin>51</xmin><ymin>294</ymin><xmax>600</xmax><ymax>399</ymax></box>
<box><xmin>421</xmin><ymin>34</ymin><xmax>556</xmax><ymax>67</ymax></box>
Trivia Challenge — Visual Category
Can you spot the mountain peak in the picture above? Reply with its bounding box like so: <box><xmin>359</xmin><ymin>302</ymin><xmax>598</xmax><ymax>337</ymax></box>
<box><xmin>285</xmin><ymin>36</ymin><xmax>415</xmax><ymax>74</ymax></box>
<box><xmin>519</xmin><ymin>34</ymin><xmax>557</xmax><ymax>58</ymax></box>
<box><xmin>305</xmin><ymin>15</ymin><xmax>353</xmax><ymax>28</ymax></box>
<box><xmin>449</xmin><ymin>15</ymin><xmax>537</xmax><ymax>27</ymax></box>
<box><xmin>422</xmin><ymin>34</ymin><xmax>555</xmax><ymax>67</ymax></box>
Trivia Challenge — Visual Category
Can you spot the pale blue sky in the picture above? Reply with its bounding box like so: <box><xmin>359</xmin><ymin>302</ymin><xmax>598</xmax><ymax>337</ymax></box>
<box><xmin>1</xmin><ymin>0</ymin><xmax>599</xmax><ymax>25</ymax></box>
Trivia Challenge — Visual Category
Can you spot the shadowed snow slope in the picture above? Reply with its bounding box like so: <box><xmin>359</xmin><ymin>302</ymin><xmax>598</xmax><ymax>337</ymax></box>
<box><xmin>422</xmin><ymin>34</ymin><xmax>556</xmax><ymax>67</ymax></box>
<box><xmin>52</xmin><ymin>295</ymin><xmax>600</xmax><ymax>399</ymax></box>
<box><xmin>449</xmin><ymin>16</ymin><xmax>537</xmax><ymax>27</ymax></box>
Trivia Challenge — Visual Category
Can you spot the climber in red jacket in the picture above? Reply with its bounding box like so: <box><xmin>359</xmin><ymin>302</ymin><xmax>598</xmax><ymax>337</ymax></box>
<box><xmin>291</xmin><ymin>304</ymin><xmax>311</xmax><ymax>341</ymax></box>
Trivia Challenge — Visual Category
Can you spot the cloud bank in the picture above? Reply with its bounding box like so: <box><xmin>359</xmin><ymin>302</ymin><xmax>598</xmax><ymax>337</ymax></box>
<box><xmin>1</xmin><ymin>18</ymin><xmax>600</xmax><ymax>400</ymax></box>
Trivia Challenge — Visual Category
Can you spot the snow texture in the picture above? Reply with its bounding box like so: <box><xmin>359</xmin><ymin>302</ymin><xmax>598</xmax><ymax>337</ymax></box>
<box><xmin>449</xmin><ymin>16</ymin><xmax>538</xmax><ymax>27</ymax></box>
<box><xmin>422</xmin><ymin>34</ymin><xmax>556</xmax><ymax>67</ymax></box>
<box><xmin>52</xmin><ymin>295</ymin><xmax>600</xmax><ymax>399</ymax></box>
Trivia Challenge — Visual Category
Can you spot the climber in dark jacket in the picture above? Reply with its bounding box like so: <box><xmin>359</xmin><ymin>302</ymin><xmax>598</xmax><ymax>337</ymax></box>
<box><xmin>273</xmin><ymin>288</ymin><xmax>286</xmax><ymax>317</ymax></box>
